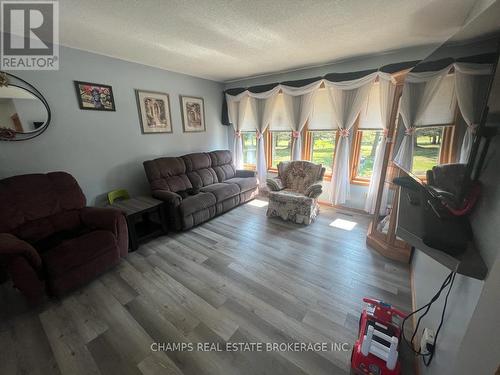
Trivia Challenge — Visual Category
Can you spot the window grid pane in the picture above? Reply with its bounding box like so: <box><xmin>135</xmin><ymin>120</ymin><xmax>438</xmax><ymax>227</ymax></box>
<box><xmin>311</xmin><ymin>131</ymin><xmax>335</xmax><ymax>173</ymax></box>
<box><xmin>272</xmin><ymin>132</ymin><xmax>292</xmax><ymax>168</ymax></box>
<box><xmin>242</xmin><ymin>132</ymin><xmax>256</xmax><ymax>165</ymax></box>
<box><xmin>357</xmin><ymin>130</ymin><xmax>382</xmax><ymax>178</ymax></box>
<box><xmin>412</xmin><ymin>127</ymin><xmax>444</xmax><ymax>176</ymax></box>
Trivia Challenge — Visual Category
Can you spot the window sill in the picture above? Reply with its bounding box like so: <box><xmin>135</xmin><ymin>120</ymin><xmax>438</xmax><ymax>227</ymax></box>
<box><xmin>350</xmin><ymin>178</ymin><xmax>370</xmax><ymax>186</ymax></box>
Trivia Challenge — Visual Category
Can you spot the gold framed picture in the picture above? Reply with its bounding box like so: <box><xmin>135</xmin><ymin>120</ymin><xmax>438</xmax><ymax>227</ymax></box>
<box><xmin>135</xmin><ymin>90</ymin><xmax>173</xmax><ymax>134</ymax></box>
<box><xmin>180</xmin><ymin>95</ymin><xmax>206</xmax><ymax>133</ymax></box>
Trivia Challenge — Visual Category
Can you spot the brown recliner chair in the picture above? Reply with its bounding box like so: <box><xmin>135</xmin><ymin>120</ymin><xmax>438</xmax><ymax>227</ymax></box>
<box><xmin>0</xmin><ymin>172</ymin><xmax>128</xmax><ymax>305</ymax></box>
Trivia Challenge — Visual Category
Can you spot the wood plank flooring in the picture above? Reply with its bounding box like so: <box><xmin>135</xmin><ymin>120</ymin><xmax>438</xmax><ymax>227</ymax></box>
<box><xmin>0</xmin><ymin>200</ymin><xmax>414</xmax><ymax>375</ymax></box>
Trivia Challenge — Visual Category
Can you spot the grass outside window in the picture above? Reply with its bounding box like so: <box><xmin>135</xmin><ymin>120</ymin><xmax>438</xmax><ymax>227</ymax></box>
<box><xmin>271</xmin><ymin>132</ymin><xmax>292</xmax><ymax>168</ymax></box>
<box><xmin>310</xmin><ymin>131</ymin><xmax>336</xmax><ymax>174</ymax></box>
<box><xmin>412</xmin><ymin>127</ymin><xmax>444</xmax><ymax>176</ymax></box>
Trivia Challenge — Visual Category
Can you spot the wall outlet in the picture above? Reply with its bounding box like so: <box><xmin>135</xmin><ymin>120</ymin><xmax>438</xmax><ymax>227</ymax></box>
<box><xmin>420</xmin><ymin>328</ymin><xmax>435</xmax><ymax>355</ymax></box>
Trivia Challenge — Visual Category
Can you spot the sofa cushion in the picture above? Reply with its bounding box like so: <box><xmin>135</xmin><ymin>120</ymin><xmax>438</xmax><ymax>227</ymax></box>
<box><xmin>143</xmin><ymin>157</ymin><xmax>192</xmax><ymax>192</ymax></box>
<box><xmin>209</xmin><ymin>150</ymin><xmax>236</xmax><ymax>181</ymax></box>
<box><xmin>187</xmin><ymin>169</ymin><xmax>218</xmax><ymax>188</ymax></box>
<box><xmin>179</xmin><ymin>192</ymin><xmax>217</xmax><ymax>217</ymax></box>
<box><xmin>200</xmin><ymin>183</ymin><xmax>240</xmax><ymax>202</ymax></box>
<box><xmin>225</xmin><ymin>177</ymin><xmax>258</xmax><ymax>193</ymax></box>
<box><xmin>182</xmin><ymin>153</ymin><xmax>219</xmax><ymax>188</ymax></box>
<box><xmin>42</xmin><ymin>230</ymin><xmax>117</xmax><ymax>277</ymax></box>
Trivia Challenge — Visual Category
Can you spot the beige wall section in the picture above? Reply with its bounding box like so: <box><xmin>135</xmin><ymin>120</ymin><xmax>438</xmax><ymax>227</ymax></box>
<box><xmin>1</xmin><ymin>46</ymin><xmax>228</xmax><ymax>204</ymax></box>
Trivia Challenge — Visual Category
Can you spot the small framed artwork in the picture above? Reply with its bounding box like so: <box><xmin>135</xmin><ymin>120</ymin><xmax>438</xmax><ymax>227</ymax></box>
<box><xmin>135</xmin><ymin>90</ymin><xmax>173</xmax><ymax>134</ymax></box>
<box><xmin>74</xmin><ymin>81</ymin><xmax>116</xmax><ymax>111</ymax></box>
<box><xmin>180</xmin><ymin>95</ymin><xmax>206</xmax><ymax>132</ymax></box>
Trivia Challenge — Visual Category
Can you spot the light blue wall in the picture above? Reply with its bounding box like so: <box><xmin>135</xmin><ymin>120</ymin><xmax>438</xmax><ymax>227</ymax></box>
<box><xmin>0</xmin><ymin>46</ymin><xmax>227</xmax><ymax>204</ymax></box>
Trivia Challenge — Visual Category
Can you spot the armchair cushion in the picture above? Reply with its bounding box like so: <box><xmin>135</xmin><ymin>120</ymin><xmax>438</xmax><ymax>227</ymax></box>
<box><xmin>305</xmin><ymin>182</ymin><xmax>323</xmax><ymax>199</ymax></box>
<box><xmin>42</xmin><ymin>230</ymin><xmax>117</xmax><ymax>278</ymax></box>
<box><xmin>266</xmin><ymin>177</ymin><xmax>284</xmax><ymax>191</ymax></box>
<box><xmin>235</xmin><ymin>170</ymin><xmax>257</xmax><ymax>178</ymax></box>
<box><xmin>267</xmin><ymin>191</ymin><xmax>319</xmax><ymax>225</ymax></box>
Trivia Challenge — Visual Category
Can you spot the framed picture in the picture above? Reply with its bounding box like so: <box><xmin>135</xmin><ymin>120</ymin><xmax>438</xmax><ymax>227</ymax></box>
<box><xmin>74</xmin><ymin>81</ymin><xmax>115</xmax><ymax>111</ymax></box>
<box><xmin>135</xmin><ymin>90</ymin><xmax>173</xmax><ymax>134</ymax></box>
<box><xmin>180</xmin><ymin>95</ymin><xmax>205</xmax><ymax>132</ymax></box>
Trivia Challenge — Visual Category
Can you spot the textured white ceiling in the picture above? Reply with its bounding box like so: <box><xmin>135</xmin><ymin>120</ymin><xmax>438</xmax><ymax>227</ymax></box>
<box><xmin>60</xmin><ymin>0</ymin><xmax>481</xmax><ymax>82</ymax></box>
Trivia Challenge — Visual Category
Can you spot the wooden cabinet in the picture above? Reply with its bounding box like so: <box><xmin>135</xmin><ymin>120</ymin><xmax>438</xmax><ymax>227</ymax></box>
<box><xmin>366</xmin><ymin>72</ymin><xmax>412</xmax><ymax>263</ymax></box>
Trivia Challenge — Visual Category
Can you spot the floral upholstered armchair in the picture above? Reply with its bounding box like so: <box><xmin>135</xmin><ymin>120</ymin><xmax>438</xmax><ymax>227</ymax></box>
<box><xmin>266</xmin><ymin>161</ymin><xmax>325</xmax><ymax>225</ymax></box>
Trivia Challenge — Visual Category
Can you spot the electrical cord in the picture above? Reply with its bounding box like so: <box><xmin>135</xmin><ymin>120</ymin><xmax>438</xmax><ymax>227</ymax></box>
<box><xmin>423</xmin><ymin>272</ymin><xmax>456</xmax><ymax>366</ymax></box>
<box><xmin>401</xmin><ymin>270</ymin><xmax>456</xmax><ymax>366</ymax></box>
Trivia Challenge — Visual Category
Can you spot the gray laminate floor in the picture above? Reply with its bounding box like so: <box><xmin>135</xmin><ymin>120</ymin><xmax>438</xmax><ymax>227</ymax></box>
<box><xmin>0</xmin><ymin>199</ymin><xmax>415</xmax><ymax>375</ymax></box>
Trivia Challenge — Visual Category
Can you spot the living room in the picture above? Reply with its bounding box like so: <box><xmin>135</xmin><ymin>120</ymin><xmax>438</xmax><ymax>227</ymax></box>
<box><xmin>1</xmin><ymin>1</ymin><xmax>499</xmax><ymax>375</ymax></box>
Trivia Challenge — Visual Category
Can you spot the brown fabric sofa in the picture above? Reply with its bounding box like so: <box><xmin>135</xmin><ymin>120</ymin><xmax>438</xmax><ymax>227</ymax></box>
<box><xmin>0</xmin><ymin>172</ymin><xmax>128</xmax><ymax>305</ymax></box>
<box><xmin>143</xmin><ymin>150</ymin><xmax>258</xmax><ymax>230</ymax></box>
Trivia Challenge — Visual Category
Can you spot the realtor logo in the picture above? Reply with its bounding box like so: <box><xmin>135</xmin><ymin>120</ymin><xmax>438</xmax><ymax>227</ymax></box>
<box><xmin>1</xmin><ymin>0</ymin><xmax>59</xmax><ymax>70</ymax></box>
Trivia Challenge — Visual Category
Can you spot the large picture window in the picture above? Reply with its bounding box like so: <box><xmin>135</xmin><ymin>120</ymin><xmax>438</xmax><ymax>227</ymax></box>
<box><xmin>271</xmin><ymin>132</ymin><xmax>292</xmax><ymax>168</ymax></box>
<box><xmin>310</xmin><ymin>131</ymin><xmax>336</xmax><ymax>174</ymax></box>
<box><xmin>412</xmin><ymin>126</ymin><xmax>445</xmax><ymax>176</ymax></box>
<box><xmin>352</xmin><ymin>130</ymin><xmax>383</xmax><ymax>180</ymax></box>
<box><xmin>242</xmin><ymin>131</ymin><xmax>257</xmax><ymax>167</ymax></box>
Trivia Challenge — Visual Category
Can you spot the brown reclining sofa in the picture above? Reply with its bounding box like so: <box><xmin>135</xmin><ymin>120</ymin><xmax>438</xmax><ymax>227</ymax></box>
<box><xmin>143</xmin><ymin>150</ymin><xmax>258</xmax><ymax>230</ymax></box>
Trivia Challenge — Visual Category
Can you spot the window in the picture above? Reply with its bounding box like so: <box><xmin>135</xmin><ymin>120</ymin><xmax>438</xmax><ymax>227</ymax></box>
<box><xmin>271</xmin><ymin>132</ymin><xmax>292</xmax><ymax>168</ymax></box>
<box><xmin>412</xmin><ymin>127</ymin><xmax>444</xmax><ymax>176</ymax></box>
<box><xmin>242</xmin><ymin>131</ymin><xmax>257</xmax><ymax>167</ymax></box>
<box><xmin>310</xmin><ymin>131</ymin><xmax>336</xmax><ymax>174</ymax></box>
<box><xmin>352</xmin><ymin>130</ymin><xmax>383</xmax><ymax>180</ymax></box>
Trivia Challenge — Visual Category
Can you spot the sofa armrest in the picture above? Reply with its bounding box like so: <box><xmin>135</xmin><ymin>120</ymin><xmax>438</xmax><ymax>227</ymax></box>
<box><xmin>266</xmin><ymin>177</ymin><xmax>284</xmax><ymax>191</ymax></box>
<box><xmin>152</xmin><ymin>190</ymin><xmax>182</xmax><ymax>207</ymax></box>
<box><xmin>0</xmin><ymin>233</ymin><xmax>42</xmax><ymax>269</ymax></box>
<box><xmin>305</xmin><ymin>182</ymin><xmax>323</xmax><ymax>198</ymax></box>
<box><xmin>235</xmin><ymin>169</ymin><xmax>257</xmax><ymax>178</ymax></box>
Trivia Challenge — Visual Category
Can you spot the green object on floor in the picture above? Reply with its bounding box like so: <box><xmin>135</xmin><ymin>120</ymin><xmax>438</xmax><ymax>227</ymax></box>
<box><xmin>107</xmin><ymin>189</ymin><xmax>130</xmax><ymax>204</ymax></box>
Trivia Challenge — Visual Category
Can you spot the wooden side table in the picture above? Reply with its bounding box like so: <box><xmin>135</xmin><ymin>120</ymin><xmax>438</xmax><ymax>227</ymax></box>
<box><xmin>109</xmin><ymin>196</ymin><xmax>167</xmax><ymax>251</ymax></box>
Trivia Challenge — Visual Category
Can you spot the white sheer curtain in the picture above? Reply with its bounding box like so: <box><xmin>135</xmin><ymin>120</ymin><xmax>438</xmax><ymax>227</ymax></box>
<box><xmin>226</xmin><ymin>94</ymin><xmax>247</xmax><ymax>169</ymax></box>
<box><xmin>281</xmin><ymin>81</ymin><xmax>322</xmax><ymax>160</ymax></box>
<box><xmin>364</xmin><ymin>74</ymin><xmax>397</xmax><ymax>214</ymax></box>
<box><xmin>393</xmin><ymin>66</ymin><xmax>451</xmax><ymax>171</ymax></box>
<box><xmin>454</xmin><ymin>63</ymin><xmax>492</xmax><ymax>163</ymax></box>
<box><xmin>248</xmin><ymin>96</ymin><xmax>277</xmax><ymax>187</ymax></box>
<box><xmin>325</xmin><ymin>73</ymin><xmax>378</xmax><ymax>205</ymax></box>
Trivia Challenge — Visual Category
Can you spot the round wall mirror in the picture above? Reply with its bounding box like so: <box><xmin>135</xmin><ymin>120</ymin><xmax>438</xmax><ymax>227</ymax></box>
<box><xmin>0</xmin><ymin>72</ymin><xmax>51</xmax><ymax>141</ymax></box>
